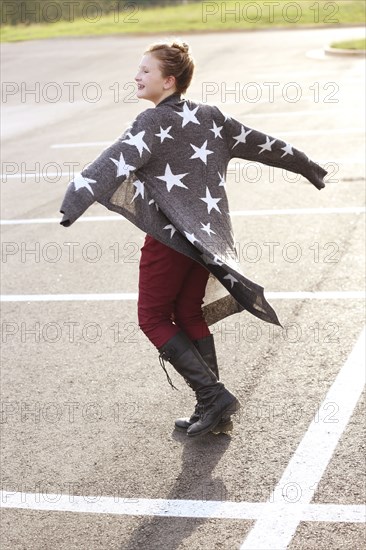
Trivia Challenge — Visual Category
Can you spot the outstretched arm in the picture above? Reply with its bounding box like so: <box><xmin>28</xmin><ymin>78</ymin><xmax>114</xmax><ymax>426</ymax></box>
<box><xmin>59</xmin><ymin>108</ymin><xmax>157</xmax><ymax>226</ymax></box>
<box><xmin>222</xmin><ymin>114</ymin><xmax>327</xmax><ymax>190</ymax></box>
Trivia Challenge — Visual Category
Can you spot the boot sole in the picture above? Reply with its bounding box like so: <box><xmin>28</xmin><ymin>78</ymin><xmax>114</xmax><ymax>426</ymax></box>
<box><xmin>187</xmin><ymin>398</ymin><xmax>240</xmax><ymax>438</ymax></box>
<box><xmin>174</xmin><ymin>423</ymin><xmax>191</xmax><ymax>433</ymax></box>
<box><xmin>175</xmin><ymin>418</ymin><xmax>233</xmax><ymax>434</ymax></box>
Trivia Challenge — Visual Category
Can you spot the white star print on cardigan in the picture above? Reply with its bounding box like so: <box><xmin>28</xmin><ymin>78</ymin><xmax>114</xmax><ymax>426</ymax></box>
<box><xmin>59</xmin><ymin>92</ymin><xmax>327</xmax><ymax>327</ymax></box>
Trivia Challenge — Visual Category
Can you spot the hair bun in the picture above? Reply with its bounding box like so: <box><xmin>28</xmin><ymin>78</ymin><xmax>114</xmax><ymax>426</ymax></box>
<box><xmin>172</xmin><ymin>41</ymin><xmax>190</xmax><ymax>54</ymax></box>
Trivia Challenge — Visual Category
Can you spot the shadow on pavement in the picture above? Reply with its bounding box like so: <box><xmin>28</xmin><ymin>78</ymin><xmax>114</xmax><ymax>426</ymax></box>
<box><xmin>122</xmin><ymin>430</ymin><xmax>232</xmax><ymax>550</ymax></box>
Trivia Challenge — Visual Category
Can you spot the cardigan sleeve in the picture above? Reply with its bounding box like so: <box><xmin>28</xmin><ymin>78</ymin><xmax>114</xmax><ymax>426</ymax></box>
<box><xmin>222</xmin><ymin>114</ymin><xmax>327</xmax><ymax>190</ymax></box>
<box><xmin>59</xmin><ymin>108</ymin><xmax>157</xmax><ymax>226</ymax></box>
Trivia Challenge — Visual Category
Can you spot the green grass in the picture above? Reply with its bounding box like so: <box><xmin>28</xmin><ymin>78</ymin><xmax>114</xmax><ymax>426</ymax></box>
<box><xmin>330</xmin><ymin>38</ymin><xmax>366</xmax><ymax>50</ymax></box>
<box><xmin>1</xmin><ymin>1</ymin><xmax>365</xmax><ymax>43</ymax></box>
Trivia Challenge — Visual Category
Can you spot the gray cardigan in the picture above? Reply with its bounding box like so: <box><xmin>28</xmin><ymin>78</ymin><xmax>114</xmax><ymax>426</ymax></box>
<box><xmin>59</xmin><ymin>92</ymin><xmax>327</xmax><ymax>327</ymax></box>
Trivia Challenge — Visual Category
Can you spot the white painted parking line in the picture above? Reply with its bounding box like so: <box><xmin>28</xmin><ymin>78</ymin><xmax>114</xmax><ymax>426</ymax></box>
<box><xmin>50</xmin><ymin>141</ymin><xmax>111</xmax><ymax>149</ymax></box>
<box><xmin>0</xmin><ymin>293</ymin><xmax>138</xmax><ymax>302</ymax></box>
<box><xmin>0</xmin><ymin>491</ymin><xmax>364</xmax><ymax>524</ymax></box>
<box><xmin>1</xmin><ymin>207</ymin><xmax>365</xmax><ymax>225</ymax></box>
<box><xmin>267</xmin><ymin>291</ymin><xmax>365</xmax><ymax>300</ymax></box>
<box><xmin>240</xmin><ymin>326</ymin><xmax>366</xmax><ymax>550</ymax></box>
<box><xmin>229</xmin><ymin>207</ymin><xmax>366</xmax><ymax>217</ymax></box>
<box><xmin>0</xmin><ymin>291</ymin><xmax>364</xmax><ymax>303</ymax></box>
<box><xmin>304</xmin><ymin>504</ymin><xmax>366</xmax><ymax>523</ymax></box>
<box><xmin>0</xmin><ymin>216</ymin><xmax>128</xmax><ymax>225</ymax></box>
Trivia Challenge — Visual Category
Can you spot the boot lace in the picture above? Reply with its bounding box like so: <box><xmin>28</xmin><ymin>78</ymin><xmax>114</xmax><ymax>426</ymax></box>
<box><xmin>158</xmin><ymin>352</ymin><xmax>179</xmax><ymax>391</ymax></box>
<box><xmin>195</xmin><ymin>399</ymin><xmax>204</xmax><ymax>418</ymax></box>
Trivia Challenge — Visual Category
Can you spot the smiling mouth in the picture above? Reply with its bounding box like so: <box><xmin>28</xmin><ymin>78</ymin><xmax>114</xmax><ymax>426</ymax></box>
<box><xmin>137</xmin><ymin>85</ymin><xmax>145</xmax><ymax>90</ymax></box>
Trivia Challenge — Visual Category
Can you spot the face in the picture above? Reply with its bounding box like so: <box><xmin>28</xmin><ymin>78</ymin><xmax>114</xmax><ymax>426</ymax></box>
<box><xmin>135</xmin><ymin>53</ymin><xmax>176</xmax><ymax>105</ymax></box>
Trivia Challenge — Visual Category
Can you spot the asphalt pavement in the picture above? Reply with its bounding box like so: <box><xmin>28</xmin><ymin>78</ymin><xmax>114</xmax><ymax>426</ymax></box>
<box><xmin>1</xmin><ymin>25</ymin><xmax>365</xmax><ymax>550</ymax></box>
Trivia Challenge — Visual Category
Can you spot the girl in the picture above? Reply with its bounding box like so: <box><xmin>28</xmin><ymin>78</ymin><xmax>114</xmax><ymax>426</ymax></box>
<box><xmin>60</xmin><ymin>40</ymin><xmax>327</xmax><ymax>438</ymax></box>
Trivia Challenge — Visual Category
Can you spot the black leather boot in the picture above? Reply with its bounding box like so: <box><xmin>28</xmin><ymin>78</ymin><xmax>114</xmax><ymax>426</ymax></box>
<box><xmin>158</xmin><ymin>331</ymin><xmax>240</xmax><ymax>438</ymax></box>
<box><xmin>174</xmin><ymin>334</ymin><xmax>233</xmax><ymax>434</ymax></box>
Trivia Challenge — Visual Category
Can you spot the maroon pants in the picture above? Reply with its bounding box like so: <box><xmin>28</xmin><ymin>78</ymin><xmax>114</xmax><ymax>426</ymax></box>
<box><xmin>138</xmin><ymin>234</ymin><xmax>211</xmax><ymax>349</ymax></box>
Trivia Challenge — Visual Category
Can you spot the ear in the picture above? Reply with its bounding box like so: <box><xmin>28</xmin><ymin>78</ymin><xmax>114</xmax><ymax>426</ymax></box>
<box><xmin>164</xmin><ymin>75</ymin><xmax>176</xmax><ymax>90</ymax></box>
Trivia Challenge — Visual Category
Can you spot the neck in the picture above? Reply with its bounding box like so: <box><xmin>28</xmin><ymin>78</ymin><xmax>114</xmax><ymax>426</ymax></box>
<box><xmin>155</xmin><ymin>90</ymin><xmax>180</xmax><ymax>106</ymax></box>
